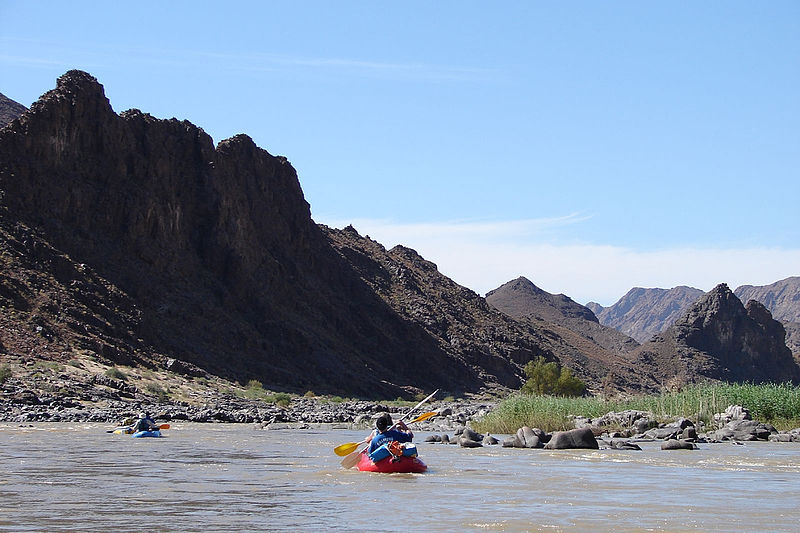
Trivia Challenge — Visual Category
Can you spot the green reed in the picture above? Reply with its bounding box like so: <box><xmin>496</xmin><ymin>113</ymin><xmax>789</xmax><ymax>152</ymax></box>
<box><xmin>473</xmin><ymin>383</ymin><xmax>800</xmax><ymax>433</ymax></box>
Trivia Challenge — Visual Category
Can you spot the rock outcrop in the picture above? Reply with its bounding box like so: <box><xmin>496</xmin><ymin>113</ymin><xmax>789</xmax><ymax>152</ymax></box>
<box><xmin>632</xmin><ymin>284</ymin><xmax>800</xmax><ymax>386</ymax></box>
<box><xmin>594</xmin><ymin>286</ymin><xmax>705</xmax><ymax>342</ymax></box>
<box><xmin>735</xmin><ymin>277</ymin><xmax>800</xmax><ymax>362</ymax></box>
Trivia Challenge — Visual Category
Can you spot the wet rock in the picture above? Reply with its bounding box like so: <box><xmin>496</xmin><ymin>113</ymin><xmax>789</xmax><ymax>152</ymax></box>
<box><xmin>459</xmin><ymin>436</ymin><xmax>483</xmax><ymax>448</ymax></box>
<box><xmin>642</xmin><ymin>427</ymin><xmax>681</xmax><ymax>440</ymax></box>
<box><xmin>610</xmin><ymin>439</ymin><xmax>642</xmax><ymax>451</ymax></box>
<box><xmin>544</xmin><ymin>427</ymin><xmax>598</xmax><ymax>450</ymax></box>
<box><xmin>661</xmin><ymin>439</ymin><xmax>696</xmax><ymax>450</ymax></box>
<box><xmin>483</xmin><ymin>434</ymin><xmax>499</xmax><ymax>445</ymax></box>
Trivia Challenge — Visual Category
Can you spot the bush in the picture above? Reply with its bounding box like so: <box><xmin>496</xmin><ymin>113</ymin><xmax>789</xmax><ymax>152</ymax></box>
<box><xmin>145</xmin><ymin>383</ymin><xmax>169</xmax><ymax>402</ymax></box>
<box><xmin>105</xmin><ymin>367</ymin><xmax>127</xmax><ymax>381</ymax></box>
<box><xmin>0</xmin><ymin>365</ymin><xmax>11</xmax><ymax>384</ymax></box>
<box><xmin>521</xmin><ymin>357</ymin><xmax>585</xmax><ymax>397</ymax></box>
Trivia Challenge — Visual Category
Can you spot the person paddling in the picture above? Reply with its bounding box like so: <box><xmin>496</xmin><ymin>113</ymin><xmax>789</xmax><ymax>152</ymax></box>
<box><xmin>367</xmin><ymin>412</ymin><xmax>413</xmax><ymax>454</ymax></box>
<box><xmin>131</xmin><ymin>412</ymin><xmax>158</xmax><ymax>433</ymax></box>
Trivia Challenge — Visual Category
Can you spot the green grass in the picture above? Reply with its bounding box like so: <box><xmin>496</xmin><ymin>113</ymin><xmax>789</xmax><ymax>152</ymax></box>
<box><xmin>473</xmin><ymin>383</ymin><xmax>800</xmax><ymax>433</ymax></box>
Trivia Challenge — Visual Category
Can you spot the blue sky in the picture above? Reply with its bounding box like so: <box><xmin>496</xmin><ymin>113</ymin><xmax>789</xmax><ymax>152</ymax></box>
<box><xmin>2</xmin><ymin>2</ymin><xmax>798</xmax><ymax>305</ymax></box>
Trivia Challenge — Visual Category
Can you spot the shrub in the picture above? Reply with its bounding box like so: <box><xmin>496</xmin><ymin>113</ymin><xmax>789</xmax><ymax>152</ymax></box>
<box><xmin>521</xmin><ymin>357</ymin><xmax>585</xmax><ymax>397</ymax></box>
<box><xmin>145</xmin><ymin>382</ymin><xmax>169</xmax><ymax>402</ymax></box>
<box><xmin>271</xmin><ymin>392</ymin><xmax>291</xmax><ymax>407</ymax></box>
<box><xmin>105</xmin><ymin>367</ymin><xmax>127</xmax><ymax>381</ymax></box>
<box><xmin>246</xmin><ymin>379</ymin><xmax>263</xmax><ymax>390</ymax></box>
<box><xmin>0</xmin><ymin>365</ymin><xmax>11</xmax><ymax>384</ymax></box>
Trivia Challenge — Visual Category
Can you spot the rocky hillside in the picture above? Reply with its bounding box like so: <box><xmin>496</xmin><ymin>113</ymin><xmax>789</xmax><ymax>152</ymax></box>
<box><xmin>324</xmin><ymin>233</ymin><xmax>656</xmax><ymax>395</ymax></box>
<box><xmin>590</xmin><ymin>286</ymin><xmax>705</xmax><ymax>342</ymax></box>
<box><xmin>632</xmin><ymin>284</ymin><xmax>800</xmax><ymax>387</ymax></box>
<box><xmin>486</xmin><ymin>277</ymin><xmax>639</xmax><ymax>355</ymax></box>
<box><xmin>0</xmin><ymin>92</ymin><xmax>27</xmax><ymax>128</ymax></box>
<box><xmin>0</xmin><ymin>70</ymin><xmax>532</xmax><ymax>399</ymax></box>
<box><xmin>735</xmin><ymin>277</ymin><xmax>800</xmax><ymax>361</ymax></box>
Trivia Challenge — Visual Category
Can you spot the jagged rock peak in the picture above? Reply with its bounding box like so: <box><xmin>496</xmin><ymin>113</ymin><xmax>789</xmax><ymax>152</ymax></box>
<box><xmin>679</xmin><ymin>283</ymin><xmax>738</xmax><ymax>325</ymax></box>
<box><xmin>31</xmin><ymin>70</ymin><xmax>108</xmax><ymax>113</ymax></box>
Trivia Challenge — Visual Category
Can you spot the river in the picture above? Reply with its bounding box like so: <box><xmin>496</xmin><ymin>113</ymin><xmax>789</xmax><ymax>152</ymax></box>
<box><xmin>1</xmin><ymin>422</ymin><xmax>798</xmax><ymax>532</ymax></box>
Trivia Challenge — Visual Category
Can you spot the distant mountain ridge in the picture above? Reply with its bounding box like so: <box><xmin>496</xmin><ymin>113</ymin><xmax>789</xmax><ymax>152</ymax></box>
<box><xmin>734</xmin><ymin>277</ymin><xmax>800</xmax><ymax>323</ymax></box>
<box><xmin>590</xmin><ymin>286</ymin><xmax>705</xmax><ymax>343</ymax></box>
<box><xmin>0</xmin><ymin>92</ymin><xmax>27</xmax><ymax>129</ymax></box>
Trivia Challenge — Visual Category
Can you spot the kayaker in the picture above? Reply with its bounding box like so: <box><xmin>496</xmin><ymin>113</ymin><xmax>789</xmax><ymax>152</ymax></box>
<box><xmin>367</xmin><ymin>413</ymin><xmax>413</xmax><ymax>453</ymax></box>
<box><xmin>131</xmin><ymin>412</ymin><xmax>157</xmax><ymax>433</ymax></box>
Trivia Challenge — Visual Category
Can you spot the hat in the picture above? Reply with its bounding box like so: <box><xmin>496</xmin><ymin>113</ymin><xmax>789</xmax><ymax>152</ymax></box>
<box><xmin>138</xmin><ymin>412</ymin><xmax>146</xmax><ymax>419</ymax></box>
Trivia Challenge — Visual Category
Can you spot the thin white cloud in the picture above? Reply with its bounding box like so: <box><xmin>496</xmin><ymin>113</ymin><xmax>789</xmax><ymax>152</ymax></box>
<box><xmin>319</xmin><ymin>216</ymin><xmax>800</xmax><ymax>306</ymax></box>
<box><xmin>202</xmin><ymin>51</ymin><xmax>495</xmax><ymax>82</ymax></box>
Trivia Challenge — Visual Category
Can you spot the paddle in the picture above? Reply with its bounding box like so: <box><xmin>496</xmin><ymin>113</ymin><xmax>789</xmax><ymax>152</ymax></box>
<box><xmin>107</xmin><ymin>423</ymin><xmax>170</xmax><ymax>433</ymax></box>
<box><xmin>333</xmin><ymin>411</ymin><xmax>437</xmax><ymax>456</ymax></box>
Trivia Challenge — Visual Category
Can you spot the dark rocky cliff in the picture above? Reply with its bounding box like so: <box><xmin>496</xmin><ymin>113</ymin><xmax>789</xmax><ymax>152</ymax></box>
<box><xmin>735</xmin><ymin>277</ymin><xmax>800</xmax><ymax>361</ymax></box>
<box><xmin>633</xmin><ymin>283</ymin><xmax>800</xmax><ymax>386</ymax></box>
<box><xmin>0</xmin><ymin>70</ymin><xmax>500</xmax><ymax>397</ymax></box>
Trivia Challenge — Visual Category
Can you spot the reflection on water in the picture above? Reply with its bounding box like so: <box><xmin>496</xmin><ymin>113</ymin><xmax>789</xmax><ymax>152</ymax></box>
<box><xmin>1</xmin><ymin>423</ymin><xmax>799</xmax><ymax>532</ymax></box>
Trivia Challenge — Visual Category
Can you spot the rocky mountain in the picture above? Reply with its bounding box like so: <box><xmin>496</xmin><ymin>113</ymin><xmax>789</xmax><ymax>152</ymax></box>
<box><xmin>735</xmin><ymin>277</ymin><xmax>800</xmax><ymax>360</ymax></box>
<box><xmin>734</xmin><ymin>277</ymin><xmax>800</xmax><ymax>322</ymax></box>
<box><xmin>487</xmin><ymin>277</ymin><xmax>598</xmax><ymax>324</ymax></box>
<box><xmin>483</xmin><ymin>277</ymin><xmax>648</xmax><ymax>394</ymax></box>
<box><xmin>632</xmin><ymin>284</ymin><xmax>800</xmax><ymax>387</ymax></box>
<box><xmin>0</xmin><ymin>92</ymin><xmax>27</xmax><ymax>129</ymax></box>
<box><xmin>0</xmin><ymin>70</ymin><xmax>517</xmax><ymax>398</ymax></box>
<box><xmin>591</xmin><ymin>286</ymin><xmax>705</xmax><ymax>343</ymax></box>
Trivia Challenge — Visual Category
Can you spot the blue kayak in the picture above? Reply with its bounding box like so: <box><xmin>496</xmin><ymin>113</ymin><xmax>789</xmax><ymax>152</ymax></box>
<box><xmin>131</xmin><ymin>429</ymin><xmax>161</xmax><ymax>438</ymax></box>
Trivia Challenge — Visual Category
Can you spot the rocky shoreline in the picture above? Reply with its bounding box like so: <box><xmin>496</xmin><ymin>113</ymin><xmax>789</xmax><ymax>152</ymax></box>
<box><xmin>0</xmin><ymin>390</ymin><xmax>496</xmax><ymax>433</ymax></box>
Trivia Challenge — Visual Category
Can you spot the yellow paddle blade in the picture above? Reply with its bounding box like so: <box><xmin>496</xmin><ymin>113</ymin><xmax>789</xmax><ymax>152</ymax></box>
<box><xmin>340</xmin><ymin>444</ymin><xmax>368</xmax><ymax>468</ymax></box>
<box><xmin>159</xmin><ymin>423</ymin><xmax>170</xmax><ymax>430</ymax></box>
<box><xmin>334</xmin><ymin>442</ymin><xmax>360</xmax><ymax>456</ymax></box>
<box><xmin>409</xmin><ymin>411</ymin><xmax>437</xmax><ymax>424</ymax></box>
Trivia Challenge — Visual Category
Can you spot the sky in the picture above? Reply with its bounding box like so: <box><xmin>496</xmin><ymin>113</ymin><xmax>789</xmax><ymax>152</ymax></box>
<box><xmin>1</xmin><ymin>2</ymin><xmax>798</xmax><ymax>305</ymax></box>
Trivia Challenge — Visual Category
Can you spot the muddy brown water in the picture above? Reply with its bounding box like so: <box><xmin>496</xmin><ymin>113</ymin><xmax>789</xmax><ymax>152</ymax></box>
<box><xmin>1</xmin><ymin>423</ymin><xmax>799</xmax><ymax>532</ymax></box>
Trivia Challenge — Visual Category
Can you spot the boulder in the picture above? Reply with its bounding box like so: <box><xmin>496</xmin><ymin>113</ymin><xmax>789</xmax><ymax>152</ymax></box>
<box><xmin>661</xmin><ymin>439</ymin><xmax>696</xmax><ymax>450</ymax></box>
<box><xmin>544</xmin><ymin>427</ymin><xmax>598</xmax><ymax>450</ymax></box>
<box><xmin>483</xmin><ymin>434</ymin><xmax>499</xmax><ymax>445</ymax></box>
<box><xmin>610</xmin><ymin>439</ymin><xmax>642</xmax><ymax>451</ymax></box>
<box><xmin>459</xmin><ymin>436</ymin><xmax>483</xmax><ymax>448</ymax></box>
<box><xmin>642</xmin><ymin>427</ymin><xmax>681</xmax><ymax>440</ymax></box>
<box><xmin>714</xmin><ymin>419</ymin><xmax>777</xmax><ymax>441</ymax></box>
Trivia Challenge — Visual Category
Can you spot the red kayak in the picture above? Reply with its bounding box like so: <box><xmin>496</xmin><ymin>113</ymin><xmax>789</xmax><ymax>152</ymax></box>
<box><xmin>356</xmin><ymin>453</ymin><xmax>427</xmax><ymax>473</ymax></box>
